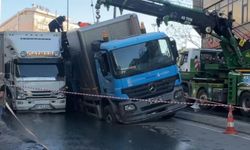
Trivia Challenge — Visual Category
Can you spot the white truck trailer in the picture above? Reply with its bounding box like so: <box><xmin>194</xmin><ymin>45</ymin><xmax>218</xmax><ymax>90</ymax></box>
<box><xmin>0</xmin><ymin>32</ymin><xmax>66</xmax><ymax>112</ymax></box>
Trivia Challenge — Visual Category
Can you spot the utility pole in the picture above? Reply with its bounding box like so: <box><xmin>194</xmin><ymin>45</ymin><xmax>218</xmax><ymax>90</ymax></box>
<box><xmin>0</xmin><ymin>0</ymin><xmax>2</xmax><ymax>24</ymax></box>
<box><xmin>113</xmin><ymin>7</ymin><xmax>117</xmax><ymax>18</ymax></box>
<box><xmin>67</xmin><ymin>0</ymin><xmax>69</xmax><ymax>31</ymax></box>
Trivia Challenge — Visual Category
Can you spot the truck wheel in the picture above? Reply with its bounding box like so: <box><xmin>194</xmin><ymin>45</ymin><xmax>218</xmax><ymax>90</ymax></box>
<box><xmin>197</xmin><ymin>89</ymin><xmax>211</xmax><ymax>110</ymax></box>
<box><xmin>240</xmin><ymin>92</ymin><xmax>250</xmax><ymax>117</ymax></box>
<box><xmin>103</xmin><ymin>106</ymin><xmax>118</xmax><ymax>124</ymax></box>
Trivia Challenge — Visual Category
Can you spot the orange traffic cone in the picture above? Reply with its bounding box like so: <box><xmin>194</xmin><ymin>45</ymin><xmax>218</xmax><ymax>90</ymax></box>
<box><xmin>224</xmin><ymin>105</ymin><xmax>237</xmax><ymax>135</ymax></box>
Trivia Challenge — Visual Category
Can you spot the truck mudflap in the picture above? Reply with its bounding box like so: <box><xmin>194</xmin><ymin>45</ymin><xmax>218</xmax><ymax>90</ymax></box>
<box><xmin>115</xmin><ymin>86</ymin><xmax>186</xmax><ymax>124</ymax></box>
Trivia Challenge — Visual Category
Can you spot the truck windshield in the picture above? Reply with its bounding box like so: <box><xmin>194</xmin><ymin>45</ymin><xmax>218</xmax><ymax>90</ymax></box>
<box><xmin>111</xmin><ymin>39</ymin><xmax>174</xmax><ymax>78</ymax></box>
<box><xmin>16</xmin><ymin>63</ymin><xmax>64</xmax><ymax>79</ymax></box>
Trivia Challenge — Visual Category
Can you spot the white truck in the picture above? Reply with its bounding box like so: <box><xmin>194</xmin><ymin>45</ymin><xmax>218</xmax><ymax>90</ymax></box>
<box><xmin>178</xmin><ymin>49</ymin><xmax>223</xmax><ymax>72</ymax></box>
<box><xmin>0</xmin><ymin>32</ymin><xmax>66</xmax><ymax>112</ymax></box>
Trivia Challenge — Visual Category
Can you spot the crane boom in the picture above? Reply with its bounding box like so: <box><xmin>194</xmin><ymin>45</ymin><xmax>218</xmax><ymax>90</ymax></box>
<box><xmin>96</xmin><ymin>0</ymin><xmax>250</xmax><ymax>69</ymax></box>
<box><xmin>96</xmin><ymin>0</ymin><xmax>230</xmax><ymax>36</ymax></box>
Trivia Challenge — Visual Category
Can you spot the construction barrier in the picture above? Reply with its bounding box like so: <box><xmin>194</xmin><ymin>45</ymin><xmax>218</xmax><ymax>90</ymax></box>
<box><xmin>6</xmin><ymin>84</ymin><xmax>250</xmax><ymax>111</ymax></box>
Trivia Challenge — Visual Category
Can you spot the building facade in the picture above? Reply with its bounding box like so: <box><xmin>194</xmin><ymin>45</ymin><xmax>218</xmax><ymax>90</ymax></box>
<box><xmin>0</xmin><ymin>5</ymin><xmax>79</xmax><ymax>32</ymax></box>
<box><xmin>193</xmin><ymin>0</ymin><xmax>250</xmax><ymax>48</ymax></box>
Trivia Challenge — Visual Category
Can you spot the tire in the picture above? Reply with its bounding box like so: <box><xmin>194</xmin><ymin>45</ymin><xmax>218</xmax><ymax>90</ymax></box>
<box><xmin>103</xmin><ymin>106</ymin><xmax>118</xmax><ymax>124</ymax></box>
<box><xmin>162</xmin><ymin>112</ymin><xmax>176</xmax><ymax>119</ymax></box>
<box><xmin>240</xmin><ymin>92</ymin><xmax>250</xmax><ymax>117</ymax></box>
<box><xmin>197</xmin><ymin>89</ymin><xmax>211</xmax><ymax>110</ymax></box>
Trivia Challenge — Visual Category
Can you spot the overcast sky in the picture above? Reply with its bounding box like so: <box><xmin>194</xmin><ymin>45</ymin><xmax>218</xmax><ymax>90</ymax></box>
<box><xmin>0</xmin><ymin>0</ymin><xmax>201</xmax><ymax>49</ymax></box>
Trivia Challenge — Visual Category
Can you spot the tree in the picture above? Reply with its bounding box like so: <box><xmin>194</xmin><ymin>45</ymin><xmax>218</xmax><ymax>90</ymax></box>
<box><xmin>165</xmin><ymin>22</ymin><xmax>201</xmax><ymax>50</ymax></box>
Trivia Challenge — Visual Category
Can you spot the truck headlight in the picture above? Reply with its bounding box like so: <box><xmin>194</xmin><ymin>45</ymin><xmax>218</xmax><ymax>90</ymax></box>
<box><xmin>57</xmin><ymin>92</ymin><xmax>65</xmax><ymax>98</ymax></box>
<box><xmin>124</xmin><ymin>104</ymin><xmax>136</xmax><ymax>111</ymax></box>
<box><xmin>17</xmin><ymin>88</ymin><xmax>28</xmax><ymax>99</ymax></box>
<box><xmin>174</xmin><ymin>90</ymin><xmax>183</xmax><ymax>100</ymax></box>
<box><xmin>17</xmin><ymin>94</ymin><xmax>24</xmax><ymax>99</ymax></box>
<box><xmin>60</xmin><ymin>100</ymin><xmax>66</xmax><ymax>103</ymax></box>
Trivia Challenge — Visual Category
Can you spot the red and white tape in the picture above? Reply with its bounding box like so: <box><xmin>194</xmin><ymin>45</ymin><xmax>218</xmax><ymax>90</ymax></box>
<box><xmin>6</xmin><ymin>84</ymin><xmax>250</xmax><ymax>111</ymax></box>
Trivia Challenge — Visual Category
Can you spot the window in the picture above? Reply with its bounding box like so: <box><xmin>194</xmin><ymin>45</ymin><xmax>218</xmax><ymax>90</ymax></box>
<box><xmin>16</xmin><ymin>63</ymin><xmax>64</xmax><ymax>78</ymax></box>
<box><xmin>111</xmin><ymin>39</ymin><xmax>174</xmax><ymax>78</ymax></box>
<box><xmin>242</xmin><ymin>0</ymin><xmax>248</xmax><ymax>23</ymax></box>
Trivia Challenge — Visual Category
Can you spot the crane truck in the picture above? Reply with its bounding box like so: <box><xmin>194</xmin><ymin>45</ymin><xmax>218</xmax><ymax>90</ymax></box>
<box><xmin>0</xmin><ymin>32</ymin><xmax>66</xmax><ymax>112</ymax></box>
<box><xmin>64</xmin><ymin>14</ymin><xmax>185</xmax><ymax>123</ymax></box>
<box><xmin>95</xmin><ymin>0</ymin><xmax>250</xmax><ymax>116</ymax></box>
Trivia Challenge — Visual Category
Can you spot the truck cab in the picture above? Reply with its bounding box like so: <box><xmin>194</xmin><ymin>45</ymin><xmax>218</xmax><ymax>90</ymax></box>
<box><xmin>92</xmin><ymin>32</ymin><xmax>185</xmax><ymax>123</ymax></box>
<box><xmin>1</xmin><ymin>32</ymin><xmax>66</xmax><ymax>112</ymax></box>
<box><xmin>178</xmin><ymin>48</ymin><xmax>225</xmax><ymax>73</ymax></box>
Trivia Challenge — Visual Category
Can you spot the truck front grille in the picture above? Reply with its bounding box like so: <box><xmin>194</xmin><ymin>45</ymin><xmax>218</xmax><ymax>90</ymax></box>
<box><xmin>122</xmin><ymin>75</ymin><xmax>178</xmax><ymax>99</ymax></box>
<box><xmin>31</xmin><ymin>91</ymin><xmax>52</xmax><ymax>98</ymax></box>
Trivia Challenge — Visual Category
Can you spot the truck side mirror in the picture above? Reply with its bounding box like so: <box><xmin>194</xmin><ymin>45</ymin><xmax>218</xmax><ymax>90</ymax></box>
<box><xmin>170</xmin><ymin>39</ymin><xmax>178</xmax><ymax>59</ymax></box>
<box><xmin>4</xmin><ymin>63</ymin><xmax>10</xmax><ymax>79</ymax></box>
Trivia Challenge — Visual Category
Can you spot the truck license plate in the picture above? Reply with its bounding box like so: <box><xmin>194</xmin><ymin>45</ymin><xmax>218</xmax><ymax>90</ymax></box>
<box><xmin>35</xmin><ymin>104</ymin><xmax>51</xmax><ymax>110</ymax></box>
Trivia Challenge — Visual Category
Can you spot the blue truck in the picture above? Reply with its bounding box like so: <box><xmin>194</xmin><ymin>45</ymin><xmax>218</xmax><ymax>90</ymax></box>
<box><xmin>65</xmin><ymin>14</ymin><xmax>185</xmax><ymax>123</ymax></box>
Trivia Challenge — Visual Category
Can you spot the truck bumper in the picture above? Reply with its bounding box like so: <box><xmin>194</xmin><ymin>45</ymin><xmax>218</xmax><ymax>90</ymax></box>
<box><xmin>116</xmin><ymin>86</ymin><xmax>186</xmax><ymax>124</ymax></box>
<box><xmin>13</xmin><ymin>98</ymin><xmax>66</xmax><ymax>113</ymax></box>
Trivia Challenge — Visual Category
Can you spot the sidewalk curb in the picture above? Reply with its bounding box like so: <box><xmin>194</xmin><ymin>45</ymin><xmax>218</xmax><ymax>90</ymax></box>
<box><xmin>175</xmin><ymin>111</ymin><xmax>250</xmax><ymax>135</ymax></box>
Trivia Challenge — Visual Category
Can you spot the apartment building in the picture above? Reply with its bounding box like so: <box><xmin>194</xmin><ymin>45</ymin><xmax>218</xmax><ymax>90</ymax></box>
<box><xmin>194</xmin><ymin>0</ymin><xmax>250</xmax><ymax>48</ymax></box>
<box><xmin>0</xmin><ymin>5</ymin><xmax>79</xmax><ymax>32</ymax></box>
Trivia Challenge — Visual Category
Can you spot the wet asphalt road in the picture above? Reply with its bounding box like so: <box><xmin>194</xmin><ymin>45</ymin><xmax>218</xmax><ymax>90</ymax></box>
<box><xmin>4</xmin><ymin>111</ymin><xmax>250</xmax><ymax>150</ymax></box>
<box><xmin>4</xmin><ymin>112</ymin><xmax>194</xmax><ymax>150</ymax></box>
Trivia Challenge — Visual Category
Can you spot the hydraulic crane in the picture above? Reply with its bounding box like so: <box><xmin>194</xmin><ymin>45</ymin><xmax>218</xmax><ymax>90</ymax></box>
<box><xmin>96</xmin><ymin>0</ymin><xmax>250</xmax><ymax>115</ymax></box>
<box><xmin>95</xmin><ymin>0</ymin><xmax>250</xmax><ymax>69</ymax></box>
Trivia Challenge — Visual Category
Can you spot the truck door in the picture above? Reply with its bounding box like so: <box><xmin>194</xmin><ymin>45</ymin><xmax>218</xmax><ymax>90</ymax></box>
<box><xmin>188</xmin><ymin>49</ymin><xmax>200</xmax><ymax>72</ymax></box>
<box><xmin>179</xmin><ymin>52</ymin><xmax>188</xmax><ymax>72</ymax></box>
<box><xmin>97</xmin><ymin>53</ymin><xmax>114</xmax><ymax>95</ymax></box>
